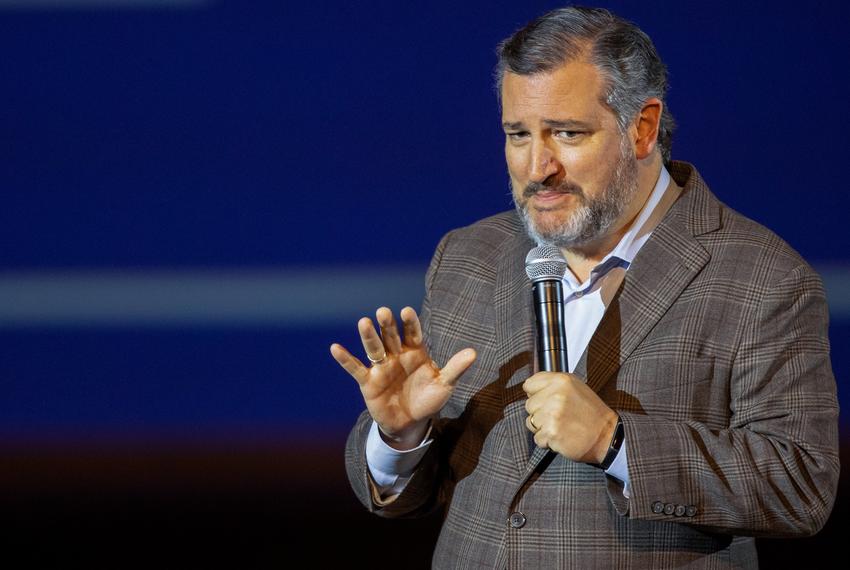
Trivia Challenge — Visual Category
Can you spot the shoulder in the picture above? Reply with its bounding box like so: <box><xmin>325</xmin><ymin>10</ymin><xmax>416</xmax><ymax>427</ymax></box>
<box><xmin>443</xmin><ymin>210</ymin><xmax>525</xmax><ymax>253</ymax></box>
<box><xmin>428</xmin><ymin>211</ymin><xmax>527</xmax><ymax>278</ymax></box>
<box><xmin>670</xmin><ymin>161</ymin><xmax>819</xmax><ymax>285</ymax></box>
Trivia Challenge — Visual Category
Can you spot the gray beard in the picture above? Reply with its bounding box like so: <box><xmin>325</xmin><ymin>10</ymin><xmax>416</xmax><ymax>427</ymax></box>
<box><xmin>514</xmin><ymin>139</ymin><xmax>638</xmax><ymax>249</ymax></box>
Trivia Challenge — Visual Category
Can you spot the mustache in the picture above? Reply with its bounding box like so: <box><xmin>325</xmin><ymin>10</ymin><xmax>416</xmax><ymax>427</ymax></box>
<box><xmin>522</xmin><ymin>180</ymin><xmax>584</xmax><ymax>199</ymax></box>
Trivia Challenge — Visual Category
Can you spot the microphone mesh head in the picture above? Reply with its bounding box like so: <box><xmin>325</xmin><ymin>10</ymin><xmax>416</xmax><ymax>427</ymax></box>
<box><xmin>525</xmin><ymin>245</ymin><xmax>567</xmax><ymax>282</ymax></box>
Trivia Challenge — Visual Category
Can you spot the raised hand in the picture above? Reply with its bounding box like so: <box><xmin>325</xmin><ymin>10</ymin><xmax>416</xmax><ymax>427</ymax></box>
<box><xmin>331</xmin><ymin>306</ymin><xmax>476</xmax><ymax>450</ymax></box>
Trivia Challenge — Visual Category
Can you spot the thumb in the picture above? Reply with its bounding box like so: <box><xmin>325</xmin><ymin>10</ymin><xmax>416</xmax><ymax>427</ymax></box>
<box><xmin>439</xmin><ymin>348</ymin><xmax>477</xmax><ymax>387</ymax></box>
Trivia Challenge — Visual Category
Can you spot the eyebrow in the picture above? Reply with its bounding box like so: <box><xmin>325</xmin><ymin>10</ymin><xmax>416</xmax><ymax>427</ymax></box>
<box><xmin>501</xmin><ymin>119</ymin><xmax>594</xmax><ymax>131</ymax></box>
<box><xmin>543</xmin><ymin>119</ymin><xmax>594</xmax><ymax>130</ymax></box>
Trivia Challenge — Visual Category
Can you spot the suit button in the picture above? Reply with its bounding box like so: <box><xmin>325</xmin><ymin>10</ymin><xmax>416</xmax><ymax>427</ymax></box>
<box><xmin>686</xmin><ymin>505</ymin><xmax>697</xmax><ymax>517</ymax></box>
<box><xmin>674</xmin><ymin>505</ymin><xmax>686</xmax><ymax>517</ymax></box>
<box><xmin>664</xmin><ymin>503</ymin><xmax>675</xmax><ymax>515</ymax></box>
<box><xmin>508</xmin><ymin>512</ymin><xmax>527</xmax><ymax>528</ymax></box>
<box><xmin>652</xmin><ymin>501</ymin><xmax>664</xmax><ymax>514</ymax></box>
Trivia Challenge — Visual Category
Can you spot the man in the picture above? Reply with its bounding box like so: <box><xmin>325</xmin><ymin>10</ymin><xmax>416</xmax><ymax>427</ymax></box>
<box><xmin>331</xmin><ymin>6</ymin><xmax>839</xmax><ymax>568</ymax></box>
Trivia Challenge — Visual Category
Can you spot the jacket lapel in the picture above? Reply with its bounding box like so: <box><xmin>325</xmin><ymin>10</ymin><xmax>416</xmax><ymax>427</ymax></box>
<box><xmin>493</xmin><ymin>225</ymin><xmax>539</xmax><ymax>475</ymax></box>
<box><xmin>585</xmin><ymin>165</ymin><xmax>717</xmax><ymax>394</ymax></box>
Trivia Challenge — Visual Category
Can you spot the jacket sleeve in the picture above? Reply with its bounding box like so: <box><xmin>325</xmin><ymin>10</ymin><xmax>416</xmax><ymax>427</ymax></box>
<box><xmin>342</xmin><ymin>231</ymin><xmax>455</xmax><ymax>518</ymax></box>
<box><xmin>611</xmin><ymin>263</ymin><xmax>840</xmax><ymax>537</ymax></box>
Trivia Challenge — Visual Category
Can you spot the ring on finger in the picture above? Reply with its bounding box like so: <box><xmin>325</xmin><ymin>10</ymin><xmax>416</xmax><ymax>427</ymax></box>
<box><xmin>529</xmin><ymin>414</ymin><xmax>540</xmax><ymax>432</ymax></box>
<box><xmin>367</xmin><ymin>349</ymin><xmax>387</xmax><ymax>365</ymax></box>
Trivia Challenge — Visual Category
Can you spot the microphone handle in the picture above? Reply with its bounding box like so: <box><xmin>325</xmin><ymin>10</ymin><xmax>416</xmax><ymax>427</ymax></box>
<box><xmin>532</xmin><ymin>279</ymin><xmax>568</xmax><ymax>373</ymax></box>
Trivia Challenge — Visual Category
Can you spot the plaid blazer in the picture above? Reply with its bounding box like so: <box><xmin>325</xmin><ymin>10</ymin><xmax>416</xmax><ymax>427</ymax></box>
<box><xmin>345</xmin><ymin>162</ymin><xmax>840</xmax><ymax>569</ymax></box>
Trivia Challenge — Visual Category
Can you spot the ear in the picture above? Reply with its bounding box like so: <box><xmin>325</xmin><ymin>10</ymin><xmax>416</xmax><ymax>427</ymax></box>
<box><xmin>632</xmin><ymin>98</ymin><xmax>662</xmax><ymax>160</ymax></box>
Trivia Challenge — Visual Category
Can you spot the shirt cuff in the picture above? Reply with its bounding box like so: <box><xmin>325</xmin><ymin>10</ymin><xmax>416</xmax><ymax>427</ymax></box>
<box><xmin>604</xmin><ymin>437</ymin><xmax>631</xmax><ymax>499</ymax></box>
<box><xmin>365</xmin><ymin>420</ymin><xmax>433</xmax><ymax>491</ymax></box>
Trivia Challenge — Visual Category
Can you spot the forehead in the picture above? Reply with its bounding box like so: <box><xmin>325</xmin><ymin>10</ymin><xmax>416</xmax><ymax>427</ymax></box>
<box><xmin>501</xmin><ymin>60</ymin><xmax>613</xmax><ymax>124</ymax></box>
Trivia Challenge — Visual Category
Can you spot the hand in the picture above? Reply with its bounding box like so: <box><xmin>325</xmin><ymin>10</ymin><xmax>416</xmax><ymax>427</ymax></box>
<box><xmin>523</xmin><ymin>372</ymin><xmax>618</xmax><ymax>464</ymax></box>
<box><xmin>331</xmin><ymin>306</ymin><xmax>476</xmax><ymax>450</ymax></box>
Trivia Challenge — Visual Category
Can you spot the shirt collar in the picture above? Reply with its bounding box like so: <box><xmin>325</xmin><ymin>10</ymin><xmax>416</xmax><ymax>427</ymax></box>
<box><xmin>607</xmin><ymin>164</ymin><xmax>671</xmax><ymax>265</ymax></box>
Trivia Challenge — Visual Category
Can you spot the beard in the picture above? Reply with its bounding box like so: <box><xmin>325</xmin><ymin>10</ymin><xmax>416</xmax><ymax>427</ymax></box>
<box><xmin>513</xmin><ymin>136</ymin><xmax>638</xmax><ymax>249</ymax></box>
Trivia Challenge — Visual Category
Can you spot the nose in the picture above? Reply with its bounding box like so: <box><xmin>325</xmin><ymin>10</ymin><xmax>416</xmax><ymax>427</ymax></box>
<box><xmin>529</xmin><ymin>140</ymin><xmax>560</xmax><ymax>183</ymax></box>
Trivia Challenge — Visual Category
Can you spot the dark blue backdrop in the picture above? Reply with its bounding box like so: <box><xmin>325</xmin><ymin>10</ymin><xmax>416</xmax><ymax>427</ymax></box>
<box><xmin>0</xmin><ymin>0</ymin><xmax>846</xmax><ymax>452</ymax></box>
<box><xmin>1</xmin><ymin>2</ymin><xmax>847</xmax><ymax>566</ymax></box>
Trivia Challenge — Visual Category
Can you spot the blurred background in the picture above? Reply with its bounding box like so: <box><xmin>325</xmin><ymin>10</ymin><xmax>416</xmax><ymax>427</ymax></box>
<box><xmin>0</xmin><ymin>0</ymin><xmax>847</xmax><ymax>567</ymax></box>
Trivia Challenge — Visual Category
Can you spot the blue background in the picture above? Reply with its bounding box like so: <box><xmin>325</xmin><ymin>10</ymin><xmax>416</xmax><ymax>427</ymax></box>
<box><xmin>0</xmin><ymin>0</ymin><xmax>847</xmax><ymax>566</ymax></box>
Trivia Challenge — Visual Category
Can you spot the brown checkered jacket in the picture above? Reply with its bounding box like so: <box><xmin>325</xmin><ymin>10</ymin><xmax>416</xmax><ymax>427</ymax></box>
<box><xmin>345</xmin><ymin>161</ymin><xmax>839</xmax><ymax>569</ymax></box>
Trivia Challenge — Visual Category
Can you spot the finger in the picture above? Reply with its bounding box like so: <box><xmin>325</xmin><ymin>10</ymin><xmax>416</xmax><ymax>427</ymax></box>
<box><xmin>523</xmin><ymin>372</ymin><xmax>557</xmax><ymax>395</ymax></box>
<box><xmin>525</xmin><ymin>415</ymin><xmax>538</xmax><ymax>434</ymax></box>
<box><xmin>358</xmin><ymin>317</ymin><xmax>387</xmax><ymax>362</ymax></box>
<box><xmin>533</xmin><ymin>430</ymin><xmax>550</xmax><ymax>450</ymax></box>
<box><xmin>400</xmin><ymin>306</ymin><xmax>423</xmax><ymax>347</ymax></box>
<box><xmin>438</xmin><ymin>348</ymin><xmax>477</xmax><ymax>387</ymax></box>
<box><xmin>524</xmin><ymin>395</ymin><xmax>541</xmax><ymax>416</ymax></box>
<box><xmin>524</xmin><ymin>387</ymin><xmax>553</xmax><ymax>415</ymax></box>
<box><xmin>330</xmin><ymin>343</ymin><xmax>369</xmax><ymax>385</ymax></box>
<box><xmin>376</xmin><ymin>307</ymin><xmax>403</xmax><ymax>354</ymax></box>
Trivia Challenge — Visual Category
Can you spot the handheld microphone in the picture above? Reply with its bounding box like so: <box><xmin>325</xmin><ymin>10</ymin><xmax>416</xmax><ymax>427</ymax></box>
<box><xmin>525</xmin><ymin>245</ymin><xmax>568</xmax><ymax>373</ymax></box>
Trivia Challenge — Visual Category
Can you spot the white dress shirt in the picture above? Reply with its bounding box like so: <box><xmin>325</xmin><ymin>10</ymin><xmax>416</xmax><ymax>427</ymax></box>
<box><xmin>366</xmin><ymin>166</ymin><xmax>675</xmax><ymax>500</ymax></box>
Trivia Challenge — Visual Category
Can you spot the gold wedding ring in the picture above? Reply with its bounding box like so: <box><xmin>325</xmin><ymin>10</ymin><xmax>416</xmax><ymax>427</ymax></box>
<box><xmin>529</xmin><ymin>415</ymin><xmax>540</xmax><ymax>432</ymax></box>
<box><xmin>367</xmin><ymin>350</ymin><xmax>387</xmax><ymax>365</ymax></box>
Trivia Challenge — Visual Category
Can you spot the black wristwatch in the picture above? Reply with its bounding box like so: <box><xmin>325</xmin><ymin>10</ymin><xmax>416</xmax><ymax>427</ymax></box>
<box><xmin>594</xmin><ymin>415</ymin><xmax>624</xmax><ymax>471</ymax></box>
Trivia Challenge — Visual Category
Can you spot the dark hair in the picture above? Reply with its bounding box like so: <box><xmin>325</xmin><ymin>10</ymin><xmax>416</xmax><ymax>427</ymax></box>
<box><xmin>496</xmin><ymin>6</ymin><xmax>675</xmax><ymax>165</ymax></box>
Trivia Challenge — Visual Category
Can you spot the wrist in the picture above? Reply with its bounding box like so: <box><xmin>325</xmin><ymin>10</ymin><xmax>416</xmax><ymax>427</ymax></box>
<box><xmin>593</xmin><ymin>413</ymin><xmax>624</xmax><ymax>470</ymax></box>
<box><xmin>378</xmin><ymin>419</ymin><xmax>431</xmax><ymax>451</ymax></box>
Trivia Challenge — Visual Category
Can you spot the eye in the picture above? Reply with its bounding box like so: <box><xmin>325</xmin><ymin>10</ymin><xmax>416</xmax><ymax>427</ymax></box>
<box><xmin>506</xmin><ymin>131</ymin><xmax>530</xmax><ymax>143</ymax></box>
<box><xmin>554</xmin><ymin>130</ymin><xmax>583</xmax><ymax>140</ymax></box>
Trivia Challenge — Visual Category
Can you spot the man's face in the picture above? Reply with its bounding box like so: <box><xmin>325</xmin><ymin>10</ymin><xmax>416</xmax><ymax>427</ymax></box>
<box><xmin>501</xmin><ymin>60</ymin><xmax>638</xmax><ymax>249</ymax></box>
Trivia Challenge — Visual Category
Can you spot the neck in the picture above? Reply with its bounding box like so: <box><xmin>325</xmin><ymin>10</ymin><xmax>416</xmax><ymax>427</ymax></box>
<box><xmin>561</xmin><ymin>153</ymin><xmax>662</xmax><ymax>282</ymax></box>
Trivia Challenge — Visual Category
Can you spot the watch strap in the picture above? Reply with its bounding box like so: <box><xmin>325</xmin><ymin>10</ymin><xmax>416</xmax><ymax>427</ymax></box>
<box><xmin>594</xmin><ymin>415</ymin><xmax>624</xmax><ymax>471</ymax></box>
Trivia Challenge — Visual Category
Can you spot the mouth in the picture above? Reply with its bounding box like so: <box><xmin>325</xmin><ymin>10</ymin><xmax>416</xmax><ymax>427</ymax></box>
<box><xmin>532</xmin><ymin>189</ymin><xmax>571</xmax><ymax>200</ymax></box>
<box><xmin>528</xmin><ymin>190</ymin><xmax>576</xmax><ymax>209</ymax></box>
<box><xmin>522</xmin><ymin>180</ymin><xmax>582</xmax><ymax>202</ymax></box>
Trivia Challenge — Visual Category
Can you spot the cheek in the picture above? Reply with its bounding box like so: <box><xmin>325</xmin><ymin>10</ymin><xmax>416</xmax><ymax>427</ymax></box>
<box><xmin>505</xmin><ymin>156</ymin><xmax>526</xmax><ymax>200</ymax></box>
<box><xmin>505</xmin><ymin>146</ymin><xmax>527</xmax><ymax>180</ymax></box>
<box><xmin>556</xmin><ymin>148</ymin><xmax>593</xmax><ymax>177</ymax></box>
<box><xmin>509</xmin><ymin>176</ymin><xmax>524</xmax><ymax>205</ymax></box>
<box><xmin>557</xmin><ymin>142</ymin><xmax>617</xmax><ymax>187</ymax></box>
